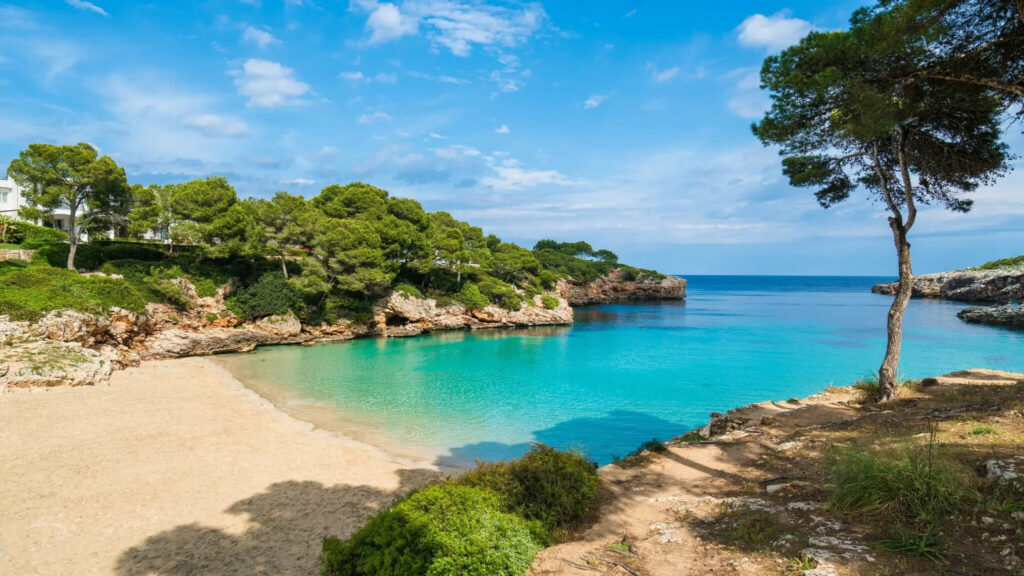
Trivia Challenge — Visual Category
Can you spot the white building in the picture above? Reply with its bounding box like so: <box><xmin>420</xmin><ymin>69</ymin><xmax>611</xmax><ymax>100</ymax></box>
<box><xmin>0</xmin><ymin>174</ymin><xmax>78</xmax><ymax>234</ymax></box>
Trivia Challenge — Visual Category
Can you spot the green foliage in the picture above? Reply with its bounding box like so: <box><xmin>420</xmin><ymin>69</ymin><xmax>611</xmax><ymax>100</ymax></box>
<box><xmin>6</xmin><ymin>221</ymin><xmax>66</xmax><ymax>248</ymax></box>
<box><xmin>394</xmin><ymin>282</ymin><xmax>424</xmax><ymax>299</ymax></box>
<box><xmin>231</xmin><ymin>272</ymin><xmax>299</xmax><ymax>320</ymax></box>
<box><xmin>878</xmin><ymin>525</ymin><xmax>948</xmax><ymax>563</ymax></box>
<box><xmin>144</xmin><ymin>265</ymin><xmax>195</xmax><ymax>309</ymax></box>
<box><xmin>454</xmin><ymin>283</ymin><xmax>490</xmax><ymax>310</ymax></box>
<box><xmin>31</xmin><ymin>241</ymin><xmax>166</xmax><ymax>271</ymax></box>
<box><xmin>319</xmin><ymin>484</ymin><xmax>540</xmax><ymax>576</ymax></box>
<box><xmin>0</xmin><ymin>266</ymin><xmax>146</xmax><ymax>321</ymax></box>
<box><xmin>458</xmin><ymin>444</ymin><xmax>600</xmax><ymax>543</ymax></box>
<box><xmin>540</xmin><ymin>294</ymin><xmax>559</xmax><ymax>310</ymax></box>
<box><xmin>975</xmin><ymin>254</ymin><xmax>1024</xmax><ymax>271</ymax></box>
<box><xmin>7</xmin><ymin>142</ymin><xmax>131</xmax><ymax>268</ymax></box>
<box><xmin>726</xmin><ymin>509</ymin><xmax>782</xmax><ymax>551</ymax></box>
<box><xmin>477</xmin><ymin>279</ymin><xmax>523</xmax><ymax>311</ymax></box>
<box><xmin>829</xmin><ymin>442</ymin><xmax>974</xmax><ymax>526</ymax></box>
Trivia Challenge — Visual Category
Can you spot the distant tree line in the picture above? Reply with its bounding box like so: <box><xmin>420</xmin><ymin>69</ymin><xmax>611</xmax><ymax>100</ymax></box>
<box><xmin>5</xmin><ymin>143</ymin><xmax>657</xmax><ymax>323</ymax></box>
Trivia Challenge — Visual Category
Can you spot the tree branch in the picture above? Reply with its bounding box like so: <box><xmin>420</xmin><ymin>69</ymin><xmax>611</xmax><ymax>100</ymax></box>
<box><xmin>921</xmin><ymin>72</ymin><xmax>1024</xmax><ymax>98</ymax></box>
<box><xmin>872</xmin><ymin>142</ymin><xmax>904</xmax><ymax>226</ymax></box>
<box><xmin>896</xmin><ymin>128</ymin><xmax>917</xmax><ymax>231</ymax></box>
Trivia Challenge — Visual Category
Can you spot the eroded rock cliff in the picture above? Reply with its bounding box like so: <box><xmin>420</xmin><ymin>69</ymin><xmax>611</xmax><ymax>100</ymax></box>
<box><xmin>558</xmin><ymin>270</ymin><xmax>686</xmax><ymax>306</ymax></box>
<box><xmin>872</xmin><ymin>269</ymin><xmax>1024</xmax><ymax>302</ymax></box>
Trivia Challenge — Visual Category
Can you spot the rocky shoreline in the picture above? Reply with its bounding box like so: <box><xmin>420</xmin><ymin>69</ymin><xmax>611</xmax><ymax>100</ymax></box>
<box><xmin>1</xmin><ymin>272</ymin><xmax>685</xmax><ymax>389</ymax></box>
<box><xmin>872</xmin><ymin>267</ymin><xmax>1024</xmax><ymax>329</ymax></box>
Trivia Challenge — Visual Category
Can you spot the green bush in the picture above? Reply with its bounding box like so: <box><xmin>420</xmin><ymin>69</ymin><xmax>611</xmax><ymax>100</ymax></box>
<box><xmin>394</xmin><ymin>282</ymin><xmax>424</xmax><ymax>299</ymax></box>
<box><xmin>0</xmin><ymin>266</ymin><xmax>147</xmax><ymax>321</ymax></box>
<box><xmin>32</xmin><ymin>242</ymin><xmax>166</xmax><ymax>271</ymax></box>
<box><xmin>974</xmin><ymin>254</ymin><xmax>1024</xmax><ymax>270</ymax></box>
<box><xmin>231</xmin><ymin>271</ymin><xmax>298</xmax><ymax>320</ymax></box>
<box><xmin>454</xmin><ymin>283</ymin><xmax>490</xmax><ymax>310</ymax></box>
<box><xmin>829</xmin><ymin>444</ymin><xmax>974</xmax><ymax>525</ymax></box>
<box><xmin>459</xmin><ymin>444</ymin><xmax>600</xmax><ymax>543</ymax></box>
<box><xmin>320</xmin><ymin>484</ymin><xmax>540</xmax><ymax>576</ymax></box>
<box><xmin>7</xmin><ymin>221</ymin><xmax>67</xmax><ymax>248</ymax></box>
<box><xmin>540</xmin><ymin>294</ymin><xmax>559</xmax><ymax>310</ymax></box>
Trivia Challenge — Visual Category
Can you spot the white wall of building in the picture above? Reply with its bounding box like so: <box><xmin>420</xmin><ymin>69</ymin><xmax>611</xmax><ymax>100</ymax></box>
<box><xmin>0</xmin><ymin>174</ymin><xmax>78</xmax><ymax>235</ymax></box>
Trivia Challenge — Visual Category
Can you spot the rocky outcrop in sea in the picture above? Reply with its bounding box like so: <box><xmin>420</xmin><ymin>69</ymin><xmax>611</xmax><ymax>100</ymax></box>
<box><xmin>871</xmin><ymin>269</ymin><xmax>1024</xmax><ymax>302</ymax></box>
<box><xmin>871</xmin><ymin>266</ymin><xmax>1024</xmax><ymax>329</ymax></box>
<box><xmin>559</xmin><ymin>270</ymin><xmax>686</xmax><ymax>306</ymax></box>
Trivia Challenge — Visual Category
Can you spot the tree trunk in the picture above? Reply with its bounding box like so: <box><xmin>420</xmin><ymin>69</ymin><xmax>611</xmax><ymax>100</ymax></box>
<box><xmin>878</xmin><ymin>220</ymin><xmax>913</xmax><ymax>402</ymax></box>
<box><xmin>280</xmin><ymin>254</ymin><xmax>289</xmax><ymax>279</ymax></box>
<box><xmin>66</xmin><ymin>203</ymin><xmax>78</xmax><ymax>270</ymax></box>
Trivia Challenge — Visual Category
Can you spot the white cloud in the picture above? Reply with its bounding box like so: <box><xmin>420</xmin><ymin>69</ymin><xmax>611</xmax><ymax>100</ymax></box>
<box><xmin>242</xmin><ymin>26</ymin><xmax>281</xmax><ymax>49</ymax></box>
<box><xmin>648</xmin><ymin>64</ymin><xmax>680</xmax><ymax>83</ymax></box>
<box><xmin>489</xmin><ymin>69</ymin><xmax>524</xmax><ymax>92</ymax></box>
<box><xmin>340</xmin><ymin>71</ymin><xmax>367</xmax><ymax>84</ymax></box>
<box><xmin>723</xmin><ymin>68</ymin><xmax>768</xmax><ymax>119</ymax></box>
<box><xmin>374</xmin><ymin>71</ymin><xmax>398</xmax><ymax>83</ymax></box>
<box><xmin>736</xmin><ymin>10</ymin><xmax>814</xmax><ymax>52</ymax></box>
<box><xmin>66</xmin><ymin>0</ymin><xmax>109</xmax><ymax>17</ymax></box>
<box><xmin>353</xmin><ymin>1</ymin><xmax>545</xmax><ymax>56</ymax></box>
<box><xmin>288</xmin><ymin>178</ymin><xmax>315</xmax><ymax>186</ymax></box>
<box><xmin>583</xmin><ymin>94</ymin><xmax>608</xmax><ymax>109</ymax></box>
<box><xmin>232</xmin><ymin>59</ymin><xmax>311</xmax><ymax>107</ymax></box>
<box><xmin>366</xmin><ymin>3</ymin><xmax>419</xmax><ymax>43</ymax></box>
<box><xmin>358</xmin><ymin>111</ymin><xmax>392</xmax><ymax>124</ymax></box>
<box><xmin>624</xmin><ymin>9</ymin><xmax>637</xmax><ymax>18</ymax></box>
<box><xmin>495</xmin><ymin>124</ymin><xmax>509</xmax><ymax>134</ymax></box>
<box><xmin>180</xmin><ymin>114</ymin><xmax>251</xmax><ymax>137</ymax></box>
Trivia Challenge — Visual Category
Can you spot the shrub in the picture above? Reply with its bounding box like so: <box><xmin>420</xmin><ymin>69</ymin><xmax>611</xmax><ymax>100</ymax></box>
<box><xmin>477</xmin><ymin>280</ymin><xmax>524</xmax><ymax>311</ymax></box>
<box><xmin>829</xmin><ymin>443</ymin><xmax>974</xmax><ymax>525</ymax></box>
<box><xmin>232</xmin><ymin>271</ymin><xmax>298</xmax><ymax>320</ymax></box>
<box><xmin>540</xmin><ymin>294</ymin><xmax>559</xmax><ymax>310</ymax></box>
<box><xmin>974</xmin><ymin>254</ymin><xmax>1024</xmax><ymax>271</ymax></box>
<box><xmin>394</xmin><ymin>282</ymin><xmax>424</xmax><ymax>299</ymax></box>
<box><xmin>454</xmin><ymin>283</ymin><xmax>490</xmax><ymax>310</ymax></box>
<box><xmin>145</xmin><ymin>265</ymin><xmax>195</xmax><ymax>309</ymax></box>
<box><xmin>459</xmin><ymin>444</ymin><xmax>600</xmax><ymax>543</ymax></box>
<box><xmin>320</xmin><ymin>484</ymin><xmax>540</xmax><ymax>576</ymax></box>
<box><xmin>0</xmin><ymin>266</ymin><xmax>147</xmax><ymax>321</ymax></box>
<box><xmin>31</xmin><ymin>241</ymin><xmax>168</xmax><ymax>271</ymax></box>
<box><xmin>7</xmin><ymin>221</ymin><xmax>66</xmax><ymax>248</ymax></box>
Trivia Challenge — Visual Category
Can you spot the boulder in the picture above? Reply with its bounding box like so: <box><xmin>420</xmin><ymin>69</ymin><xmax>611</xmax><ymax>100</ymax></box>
<box><xmin>958</xmin><ymin>304</ymin><xmax>1024</xmax><ymax>328</ymax></box>
<box><xmin>254</xmin><ymin>313</ymin><xmax>302</xmax><ymax>338</ymax></box>
<box><xmin>30</xmin><ymin>310</ymin><xmax>110</xmax><ymax>346</ymax></box>
<box><xmin>0</xmin><ymin>340</ymin><xmax>112</xmax><ymax>388</ymax></box>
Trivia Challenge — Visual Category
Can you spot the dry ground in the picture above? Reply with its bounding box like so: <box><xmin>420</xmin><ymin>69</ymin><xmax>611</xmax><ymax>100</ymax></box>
<box><xmin>532</xmin><ymin>370</ymin><xmax>1024</xmax><ymax>576</ymax></box>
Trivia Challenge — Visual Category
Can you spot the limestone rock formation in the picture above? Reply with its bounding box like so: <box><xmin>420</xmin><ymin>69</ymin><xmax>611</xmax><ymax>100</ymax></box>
<box><xmin>872</xmin><ymin>269</ymin><xmax>1024</xmax><ymax>302</ymax></box>
<box><xmin>958</xmin><ymin>304</ymin><xmax>1024</xmax><ymax>328</ymax></box>
<box><xmin>559</xmin><ymin>270</ymin><xmax>686</xmax><ymax>306</ymax></box>
<box><xmin>0</xmin><ymin>339</ymin><xmax>113</xmax><ymax>388</ymax></box>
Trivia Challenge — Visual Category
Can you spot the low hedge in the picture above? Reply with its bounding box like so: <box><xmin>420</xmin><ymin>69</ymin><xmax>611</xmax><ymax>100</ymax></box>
<box><xmin>230</xmin><ymin>271</ymin><xmax>299</xmax><ymax>320</ymax></box>
<box><xmin>0</xmin><ymin>266</ymin><xmax>147</xmax><ymax>321</ymax></box>
<box><xmin>33</xmin><ymin>242</ymin><xmax>167</xmax><ymax>271</ymax></box>
<box><xmin>6</xmin><ymin>221</ymin><xmax>66</xmax><ymax>248</ymax></box>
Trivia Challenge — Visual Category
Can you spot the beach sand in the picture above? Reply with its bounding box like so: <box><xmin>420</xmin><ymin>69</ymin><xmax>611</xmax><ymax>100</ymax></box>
<box><xmin>0</xmin><ymin>357</ymin><xmax>439</xmax><ymax>576</ymax></box>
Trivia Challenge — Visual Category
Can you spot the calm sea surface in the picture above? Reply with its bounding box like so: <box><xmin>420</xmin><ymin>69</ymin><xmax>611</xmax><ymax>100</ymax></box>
<box><xmin>214</xmin><ymin>276</ymin><xmax>1024</xmax><ymax>466</ymax></box>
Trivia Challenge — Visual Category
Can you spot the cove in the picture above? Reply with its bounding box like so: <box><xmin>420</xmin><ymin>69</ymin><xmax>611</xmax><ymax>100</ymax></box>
<box><xmin>214</xmin><ymin>275</ymin><xmax>1024</xmax><ymax>467</ymax></box>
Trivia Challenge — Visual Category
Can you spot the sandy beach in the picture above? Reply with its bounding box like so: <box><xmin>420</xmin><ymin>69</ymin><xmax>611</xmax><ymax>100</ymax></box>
<box><xmin>0</xmin><ymin>357</ymin><xmax>438</xmax><ymax>576</ymax></box>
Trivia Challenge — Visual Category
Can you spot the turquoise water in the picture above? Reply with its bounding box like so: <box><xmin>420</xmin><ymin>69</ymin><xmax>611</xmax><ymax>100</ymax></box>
<box><xmin>216</xmin><ymin>276</ymin><xmax>1024</xmax><ymax>466</ymax></box>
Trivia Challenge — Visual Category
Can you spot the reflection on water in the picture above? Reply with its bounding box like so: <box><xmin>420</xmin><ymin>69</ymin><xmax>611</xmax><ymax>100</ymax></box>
<box><xmin>215</xmin><ymin>276</ymin><xmax>1024</xmax><ymax>466</ymax></box>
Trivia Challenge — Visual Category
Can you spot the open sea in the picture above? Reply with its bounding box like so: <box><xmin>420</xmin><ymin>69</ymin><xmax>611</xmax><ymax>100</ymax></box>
<box><xmin>214</xmin><ymin>275</ymin><xmax>1024</xmax><ymax>467</ymax></box>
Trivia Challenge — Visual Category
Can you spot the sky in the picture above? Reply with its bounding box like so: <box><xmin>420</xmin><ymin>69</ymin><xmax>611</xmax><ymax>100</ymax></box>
<box><xmin>0</xmin><ymin>0</ymin><xmax>1021</xmax><ymax>275</ymax></box>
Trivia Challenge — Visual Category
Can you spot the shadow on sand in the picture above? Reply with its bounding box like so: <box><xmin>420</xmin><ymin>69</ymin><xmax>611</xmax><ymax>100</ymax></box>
<box><xmin>114</xmin><ymin>468</ymin><xmax>437</xmax><ymax>576</ymax></box>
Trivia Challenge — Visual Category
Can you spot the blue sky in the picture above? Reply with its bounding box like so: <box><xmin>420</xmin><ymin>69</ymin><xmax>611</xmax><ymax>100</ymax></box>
<box><xmin>0</xmin><ymin>0</ymin><xmax>1021</xmax><ymax>275</ymax></box>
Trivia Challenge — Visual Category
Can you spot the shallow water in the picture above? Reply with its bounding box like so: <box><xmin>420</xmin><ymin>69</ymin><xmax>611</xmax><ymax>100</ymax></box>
<box><xmin>214</xmin><ymin>276</ymin><xmax>1024</xmax><ymax>466</ymax></box>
